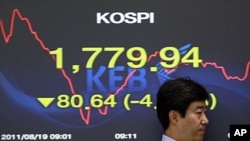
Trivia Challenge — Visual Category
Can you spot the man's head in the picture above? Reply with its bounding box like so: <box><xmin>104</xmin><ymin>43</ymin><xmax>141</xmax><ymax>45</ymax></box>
<box><xmin>156</xmin><ymin>77</ymin><xmax>209</xmax><ymax>141</ymax></box>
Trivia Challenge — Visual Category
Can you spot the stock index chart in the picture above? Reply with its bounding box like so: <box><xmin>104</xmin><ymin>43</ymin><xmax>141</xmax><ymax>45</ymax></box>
<box><xmin>0</xmin><ymin>1</ymin><xmax>250</xmax><ymax>141</ymax></box>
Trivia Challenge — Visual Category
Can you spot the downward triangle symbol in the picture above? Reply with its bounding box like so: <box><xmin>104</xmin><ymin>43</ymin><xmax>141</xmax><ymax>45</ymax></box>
<box><xmin>37</xmin><ymin>97</ymin><xmax>55</xmax><ymax>108</ymax></box>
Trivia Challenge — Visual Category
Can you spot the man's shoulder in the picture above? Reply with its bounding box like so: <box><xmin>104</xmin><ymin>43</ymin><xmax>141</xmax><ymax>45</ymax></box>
<box><xmin>161</xmin><ymin>134</ymin><xmax>176</xmax><ymax>141</ymax></box>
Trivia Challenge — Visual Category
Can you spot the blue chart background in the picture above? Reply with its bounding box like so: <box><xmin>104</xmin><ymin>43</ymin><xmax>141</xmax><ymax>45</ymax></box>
<box><xmin>0</xmin><ymin>1</ymin><xmax>250</xmax><ymax>141</ymax></box>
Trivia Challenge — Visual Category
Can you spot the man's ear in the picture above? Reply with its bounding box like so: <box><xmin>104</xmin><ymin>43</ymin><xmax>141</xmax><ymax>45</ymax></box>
<box><xmin>168</xmin><ymin>110</ymin><xmax>181</xmax><ymax>125</ymax></box>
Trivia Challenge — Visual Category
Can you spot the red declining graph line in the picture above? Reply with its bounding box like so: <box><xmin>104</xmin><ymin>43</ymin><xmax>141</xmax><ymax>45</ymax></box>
<box><xmin>0</xmin><ymin>8</ymin><xmax>161</xmax><ymax>125</ymax></box>
<box><xmin>0</xmin><ymin>9</ymin><xmax>91</xmax><ymax>124</ymax></box>
<box><xmin>201</xmin><ymin>61</ymin><xmax>250</xmax><ymax>81</ymax></box>
<box><xmin>1</xmin><ymin>9</ymin><xmax>250</xmax><ymax>125</ymax></box>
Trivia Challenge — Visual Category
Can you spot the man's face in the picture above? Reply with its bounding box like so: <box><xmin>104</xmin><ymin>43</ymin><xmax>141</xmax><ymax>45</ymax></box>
<box><xmin>177</xmin><ymin>101</ymin><xmax>209</xmax><ymax>141</ymax></box>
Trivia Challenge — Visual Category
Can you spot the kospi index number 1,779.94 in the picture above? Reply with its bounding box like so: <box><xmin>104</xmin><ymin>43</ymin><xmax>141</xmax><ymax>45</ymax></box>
<box><xmin>49</xmin><ymin>46</ymin><xmax>202</xmax><ymax>72</ymax></box>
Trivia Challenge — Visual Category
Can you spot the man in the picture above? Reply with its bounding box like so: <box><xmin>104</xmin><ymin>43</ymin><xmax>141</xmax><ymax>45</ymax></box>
<box><xmin>156</xmin><ymin>77</ymin><xmax>209</xmax><ymax>141</ymax></box>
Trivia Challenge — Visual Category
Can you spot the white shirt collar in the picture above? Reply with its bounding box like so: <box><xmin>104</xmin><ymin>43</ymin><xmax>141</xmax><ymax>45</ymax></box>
<box><xmin>161</xmin><ymin>134</ymin><xmax>176</xmax><ymax>141</ymax></box>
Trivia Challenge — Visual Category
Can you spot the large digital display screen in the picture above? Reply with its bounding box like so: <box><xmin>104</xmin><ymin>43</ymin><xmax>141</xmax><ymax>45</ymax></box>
<box><xmin>0</xmin><ymin>1</ymin><xmax>249</xmax><ymax>141</ymax></box>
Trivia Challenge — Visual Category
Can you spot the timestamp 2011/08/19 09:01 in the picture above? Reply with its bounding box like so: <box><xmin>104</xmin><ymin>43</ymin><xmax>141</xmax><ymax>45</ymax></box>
<box><xmin>1</xmin><ymin>134</ymin><xmax>72</xmax><ymax>140</ymax></box>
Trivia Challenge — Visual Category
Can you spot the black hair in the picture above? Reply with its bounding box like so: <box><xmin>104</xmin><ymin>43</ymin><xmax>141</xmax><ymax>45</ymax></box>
<box><xmin>156</xmin><ymin>77</ymin><xmax>209</xmax><ymax>131</ymax></box>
